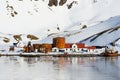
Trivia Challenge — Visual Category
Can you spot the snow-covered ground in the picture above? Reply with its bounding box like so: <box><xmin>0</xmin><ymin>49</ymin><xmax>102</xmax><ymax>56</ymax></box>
<box><xmin>0</xmin><ymin>0</ymin><xmax>120</xmax><ymax>53</ymax></box>
<box><xmin>0</xmin><ymin>0</ymin><xmax>120</xmax><ymax>37</ymax></box>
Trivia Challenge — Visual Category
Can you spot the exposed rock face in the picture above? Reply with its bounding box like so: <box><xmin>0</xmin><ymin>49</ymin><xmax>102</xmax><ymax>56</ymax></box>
<box><xmin>3</xmin><ymin>38</ymin><xmax>10</xmax><ymax>43</ymax></box>
<box><xmin>67</xmin><ymin>1</ymin><xmax>75</xmax><ymax>9</ymax></box>
<box><xmin>13</xmin><ymin>35</ymin><xmax>22</xmax><ymax>41</ymax></box>
<box><xmin>48</xmin><ymin>0</ymin><xmax>67</xmax><ymax>6</ymax></box>
<box><xmin>59</xmin><ymin>0</ymin><xmax>67</xmax><ymax>6</ymax></box>
<box><xmin>27</xmin><ymin>34</ymin><xmax>39</xmax><ymax>40</ymax></box>
<box><xmin>48</xmin><ymin>0</ymin><xmax>58</xmax><ymax>7</ymax></box>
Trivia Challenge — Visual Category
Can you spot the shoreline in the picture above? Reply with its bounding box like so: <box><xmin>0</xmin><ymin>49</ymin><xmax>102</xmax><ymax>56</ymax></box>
<box><xmin>0</xmin><ymin>52</ymin><xmax>120</xmax><ymax>57</ymax></box>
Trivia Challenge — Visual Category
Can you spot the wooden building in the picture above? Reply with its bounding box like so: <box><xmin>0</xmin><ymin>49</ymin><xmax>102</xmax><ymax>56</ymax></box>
<box><xmin>33</xmin><ymin>44</ymin><xmax>41</xmax><ymax>52</ymax></box>
<box><xmin>39</xmin><ymin>44</ymin><xmax>52</xmax><ymax>53</ymax></box>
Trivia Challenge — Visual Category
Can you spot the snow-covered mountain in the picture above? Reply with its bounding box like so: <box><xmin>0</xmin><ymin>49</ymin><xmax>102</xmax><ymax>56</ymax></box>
<box><xmin>0</xmin><ymin>0</ymin><xmax>120</xmax><ymax>36</ymax></box>
<box><xmin>40</xmin><ymin>15</ymin><xmax>120</xmax><ymax>52</ymax></box>
<box><xmin>41</xmin><ymin>15</ymin><xmax>120</xmax><ymax>43</ymax></box>
<box><xmin>0</xmin><ymin>0</ymin><xmax>120</xmax><ymax>52</ymax></box>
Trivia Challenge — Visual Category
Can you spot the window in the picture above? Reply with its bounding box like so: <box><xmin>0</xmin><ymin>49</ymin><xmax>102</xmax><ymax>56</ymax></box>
<box><xmin>59</xmin><ymin>50</ymin><xmax>65</xmax><ymax>52</ymax></box>
<box><xmin>72</xmin><ymin>44</ymin><xmax>77</xmax><ymax>48</ymax></box>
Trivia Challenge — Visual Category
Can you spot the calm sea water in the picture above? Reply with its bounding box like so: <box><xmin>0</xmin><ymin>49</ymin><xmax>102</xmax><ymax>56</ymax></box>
<box><xmin>0</xmin><ymin>56</ymin><xmax>120</xmax><ymax>80</ymax></box>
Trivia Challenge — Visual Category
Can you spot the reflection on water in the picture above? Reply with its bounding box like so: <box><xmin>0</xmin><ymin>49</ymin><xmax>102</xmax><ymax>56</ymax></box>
<box><xmin>0</xmin><ymin>56</ymin><xmax>120</xmax><ymax>80</ymax></box>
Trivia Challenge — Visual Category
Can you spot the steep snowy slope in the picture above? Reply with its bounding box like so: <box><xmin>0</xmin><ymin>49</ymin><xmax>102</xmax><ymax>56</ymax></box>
<box><xmin>1</xmin><ymin>15</ymin><xmax>120</xmax><ymax>50</ymax></box>
<box><xmin>1</xmin><ymin>0</ymin><xmax>120</xmax><ymax>52</ymax></box>
<box><xmin>81</xmin><ymin>26</ymin><xmax>120</xmax><ymax>46</ymax></box>
<box><xmin>41</xmin><ymin>15</ymin><xmax>120</xmax><ymax>43</ymax></box>
<box><xmin>0</xmin><ymin>0</ymin><xmax>120</xmax><ymax>39</ymax></box>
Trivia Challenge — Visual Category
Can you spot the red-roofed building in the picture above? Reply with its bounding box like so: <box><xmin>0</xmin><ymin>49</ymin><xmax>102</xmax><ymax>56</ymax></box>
<box><xmin>52</xmin><ymin>37</ymin><xmax>105</xmax><ymax>54</ymax></box>
<box><xmin>65</xmin><ymin>43</ymin><xmax>72</xmax><ymax>48</ymax></box>
<box><xmin>65</xmin><ymin>43</ymin><xmax>85</xmax><ymax>48</ymax></box>
<box><xmin>85</xmin><ymin>46</ymin><xmax>96</xmax><ymax>50</ymax></box>
<box><xmin>52</xmin><ymin>42</ymin><xmax>98</xmax><ymax>53</ymax></box>
<box><xmin>57</xmin><ymin>43</ymin><xmax>95</xmax><ymax>53</ymax></box>
<box><xmin>76</xmin><ymin>43</ymin><xmax>85</xmax><ymax>48</ymax></box>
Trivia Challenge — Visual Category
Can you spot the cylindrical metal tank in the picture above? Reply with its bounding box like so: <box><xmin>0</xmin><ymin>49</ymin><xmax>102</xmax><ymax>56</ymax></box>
<box><xmin>53</xmin><ymin>37</ymin><xmax>65</xmax><ymax>49</ymax></box>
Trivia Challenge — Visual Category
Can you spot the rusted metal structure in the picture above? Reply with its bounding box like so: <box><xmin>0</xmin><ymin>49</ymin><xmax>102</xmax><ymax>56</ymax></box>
<box><xmin>53</xmin><ymin>37</ymin><xmax>65</xmax><ymax>49</ymax></box>
<box><xmin>9</xmin><ymin>46</ymin><xmax>14</xmax><ymax>51</ymax></box>
<box><xmin>39</xmin><ymin>44</ymin><xmax>52</xmax><ymax>53</ymax></box>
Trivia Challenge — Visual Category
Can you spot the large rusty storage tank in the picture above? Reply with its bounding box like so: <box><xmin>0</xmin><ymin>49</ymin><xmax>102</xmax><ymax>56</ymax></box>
<box><xmin>53</xmin><ymin>37</ymin><xmax>65</xmax><ymax>49</ymax></box>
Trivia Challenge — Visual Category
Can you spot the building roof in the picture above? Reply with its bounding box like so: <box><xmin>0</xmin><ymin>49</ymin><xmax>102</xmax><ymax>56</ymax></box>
<box><xmin>85</xmin><ymin>46</ymin><xmax>96</xmax><ymax>49</ymax></box>
<box><xmin>65</xmin><ymin>43</ymin><xmax>85</xmax><ymax>48</ymax></box>
<box><xmin>65</xmin><ymin>43</ymin><xmax>72</xmax><ymax>48</ymax></box>
<box><xmin>76</xmin><ymin>43</ymin><xmax>85</xmax><ymax>48</ymax></box>
<box><xmin>65</xmin><ymin>43</ymin><xmax>96</xmax><ymax>49</ymax></box>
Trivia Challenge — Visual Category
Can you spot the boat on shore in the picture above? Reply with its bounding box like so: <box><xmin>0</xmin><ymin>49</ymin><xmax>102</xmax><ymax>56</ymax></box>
<box><xmin>100</xmin><ymin>48</ymin><xmax>118</xmax><ymax>57</ymax></box>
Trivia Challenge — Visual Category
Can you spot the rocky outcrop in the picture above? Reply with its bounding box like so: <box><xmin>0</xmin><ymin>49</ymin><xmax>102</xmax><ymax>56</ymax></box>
<box><xmin>59</xmin><ymin>0</ymin><xmax>67</xmax><ymax>6</ymax></box>
<box><xmin>3</xmin><ymin>38</ymin><xmax>10</xmax><ymax>43</ymax></box>
<box><xmin>48</xmin><ymin>0</ymin><xmax>67</xmax><ymax>6</ymax></box>
<box><xmin>27</xmin><ymin>34</ymin><xmax>39</xmax><ymax>40</ymax></box>
<box><xmin>67</xmin><ymin>1</ymin><xmax>77</xmax><ymax>9</ymax></box>
<box><xmin>13</xmin><ymin>35</ymin><xmax>22</xmax><ymax>41</ymax></box>
<box><xmin>48</xmin><ymin>0</ymin><xmax>58</xmax><ymax>6</ymax></box>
